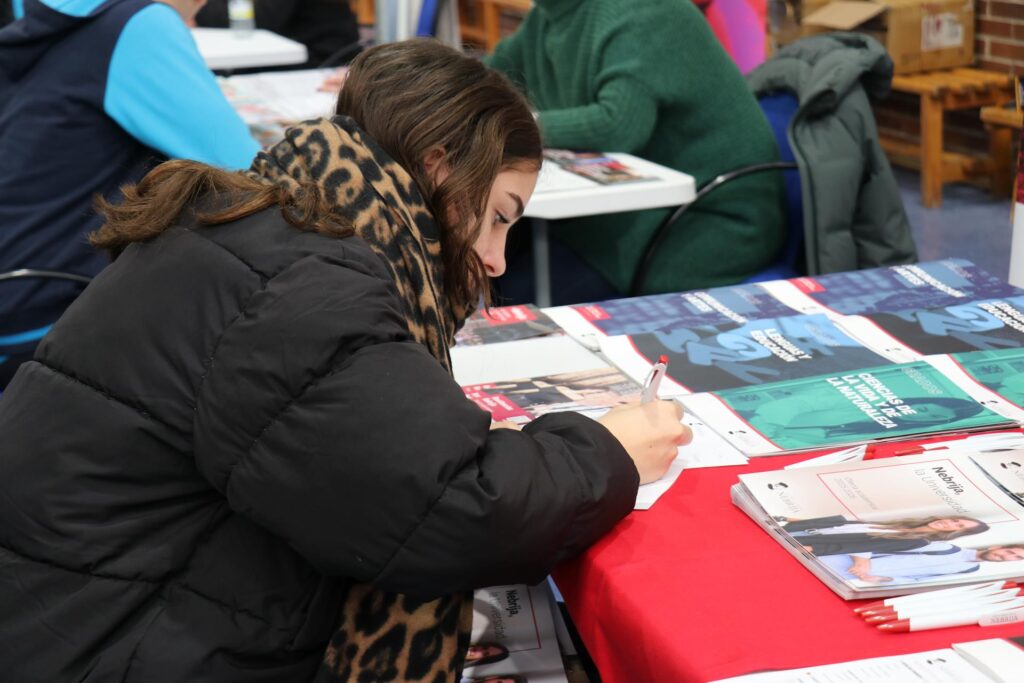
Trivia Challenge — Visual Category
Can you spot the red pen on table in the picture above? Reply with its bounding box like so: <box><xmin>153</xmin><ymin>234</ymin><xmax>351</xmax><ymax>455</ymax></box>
<box><xmin>877</xmin><ymin>597</ymin><xmax>1024</xmax><ymax>632</ymax></box>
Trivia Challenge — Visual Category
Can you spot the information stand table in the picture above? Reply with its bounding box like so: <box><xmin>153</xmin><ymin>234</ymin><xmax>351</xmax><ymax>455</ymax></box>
<box><xmin>524</xmin><ymin>155</ymin><xmax>695</xmax><ymax>307</ymax></box>
<box><xmin>552</xmin><ymin>451</ymin><xmax>1024</xmax><ymax>682</ymax></box>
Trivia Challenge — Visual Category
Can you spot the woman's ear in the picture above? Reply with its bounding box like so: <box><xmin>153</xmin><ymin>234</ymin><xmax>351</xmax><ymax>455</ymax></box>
<box><xmin>422</xmin><ymin>146</ymin><xmax>449</xmax><ymax>185</ymax></box>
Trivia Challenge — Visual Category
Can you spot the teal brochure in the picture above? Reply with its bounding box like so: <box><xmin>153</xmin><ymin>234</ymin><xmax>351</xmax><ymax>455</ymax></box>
<box><xmin>690</xmin><ymin>360</ymin><xmax>1011</xmax><ymax>454</ymax></box>
<box><xmin>951</xmin><ymin>347</ymin><xmax>1024</xmax><ymax>408</ymax></box>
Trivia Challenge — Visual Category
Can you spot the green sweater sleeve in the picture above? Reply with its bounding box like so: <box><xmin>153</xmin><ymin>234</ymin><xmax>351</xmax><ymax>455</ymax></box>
<box><xmin>487</xmin><ymin>27</ymin><xmax>526</xmax><ymax>78</ymax></box>
<box><xmin>539</xmin><ymin>77</ymin><xmax>658</xmax><ymax>152</ymax></box>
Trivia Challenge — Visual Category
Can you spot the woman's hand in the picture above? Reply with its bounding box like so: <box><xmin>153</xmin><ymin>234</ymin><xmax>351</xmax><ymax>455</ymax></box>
<box><xmin>598</xmin><ymin>400</ymin><xmax>691</xmax><ymax>484</ymax></box>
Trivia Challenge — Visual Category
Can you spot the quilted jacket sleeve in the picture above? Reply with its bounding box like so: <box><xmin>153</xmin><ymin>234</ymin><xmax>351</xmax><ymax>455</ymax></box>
<box><xmin>192</xmin><ymin>249</ymin><xmax>638</xmax><ymax>597</ymax></box>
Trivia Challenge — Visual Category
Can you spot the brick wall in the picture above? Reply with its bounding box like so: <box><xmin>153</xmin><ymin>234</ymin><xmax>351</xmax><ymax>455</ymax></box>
<box><xmin>977</xmin><ymin>1</ymin><xmax>1024</xmax><ymax>73</ymax></box>
<box><xmin>875</xmin><ymin>2</ymin><xmax>1024</xmax><ymax>159</ymax></box>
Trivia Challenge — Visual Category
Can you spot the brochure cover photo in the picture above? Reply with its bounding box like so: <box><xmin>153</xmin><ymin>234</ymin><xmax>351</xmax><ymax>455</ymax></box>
<box><xmin>544</xmin><ymin>283</ymin><xmax>794</xmax><ymax>346</ymax></box>
<box><xmin>601</xmin><ymin>314</ymin><xmax>894</xmax><ymax>394</ymax></box>
<box><xmin>733</xmin><ymin>451</ymin><xmax>1024</xmax><ymax>598</ymax></box>
<box><xmin>462</xmin><ymin>368</ymin><xmax>641</xmax><ymax>423</ymax></box>
<box><xmin>456</xmin><ymin>305</ymin><xmax>561</xmax><ymax>346</ymax></box>
<box><xmin>542</xmin><ymin>150</ymin><xmax>655</xmax><ymax>185</ymax></box>
<box><xmin>464</xmin><ymin>583</ymin><xmax>568</xmax><ymax>683</ymax></box>
<box><xmin>683</xmin><ymin>360</ymin><xmax>1013</xmax><ymax>456</ymax></box>
<box><xmin>848</xmin><ymin>296</ymin><xmax>1024</xmax><ymax>357</ymax></box>
<box><xmin>771</xmin><ymin>260</ymin><xmax>1023</xmax><ymax>317</ymax></box>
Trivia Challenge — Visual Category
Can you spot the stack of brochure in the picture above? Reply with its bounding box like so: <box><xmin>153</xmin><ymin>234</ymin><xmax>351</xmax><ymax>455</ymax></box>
<box><xmin>545</xmin><ymin>259</ymin><xmax>1021</xmax><ymax>350</ymax></box>
<box><xmin>451</xmin><ymin>336</ymin><xmax>746</xmax><ymax>508</ymax></box>
<box><xmin>452</xmin><ymin>262</ymin><xmax>1024</xmax><ymax>483</ymax></box>
<box><xmin>464</xmin><ymin>582</ymin><xmax>568</xmax><ymax>683</ymax></box>
<box><xmin>731</xmin><ymin>449</ymin><xmax>1024</xmax><ymax>599</ymax></box>
<box><xmin>711</xmin><ymin>636</ymin><xmax>1024</xmax><ymax>682</ymax></box>
<box><xmin>455</xmin><ymin>305</ymin><xmax>562</xmax><ymax>346</ymax></box>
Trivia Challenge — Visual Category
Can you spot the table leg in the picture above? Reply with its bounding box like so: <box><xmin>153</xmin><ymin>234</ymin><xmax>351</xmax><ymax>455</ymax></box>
<box><xmin>532</xmin><ymin>218</ymin><xmax>552</xmax><ymax>307</ymax></box>
<box><xmin>482</xmin><ymin>0</ymin><xmax>500</xmax><ymax>52</ymax></box>
<box><xmin>989</xmin><ymin>124</ymin><xmax>1014</xmax><ymax>199</ymax></box>
<box><xmin>920</xmin><ymin>95</ymin><xmax>944</xmax><ymax>208</ymax></box>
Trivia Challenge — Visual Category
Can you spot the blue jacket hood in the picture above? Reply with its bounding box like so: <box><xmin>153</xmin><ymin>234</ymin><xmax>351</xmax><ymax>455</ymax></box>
<box><xmin>0</xmin><ymin>0</ymin><xmax>122</xmax><ymax>83</ymax></box>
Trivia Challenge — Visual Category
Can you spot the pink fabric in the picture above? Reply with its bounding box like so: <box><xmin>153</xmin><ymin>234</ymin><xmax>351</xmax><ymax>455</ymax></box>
<box><xmin>698</xmin><ymin>0</ymin><xmax>767</xmax><ymax>74</ymax></box>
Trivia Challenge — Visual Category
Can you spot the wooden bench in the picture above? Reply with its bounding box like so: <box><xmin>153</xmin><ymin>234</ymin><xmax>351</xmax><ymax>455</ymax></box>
<box><xmin>879</xmin><ymin>68</ymin><xmax>1015</xmax><ymax>208</ymax></box>
<box><xmin>481</xmin><ymin>0</ymin><xmax>532</xmax><ymax>51</ymax></box>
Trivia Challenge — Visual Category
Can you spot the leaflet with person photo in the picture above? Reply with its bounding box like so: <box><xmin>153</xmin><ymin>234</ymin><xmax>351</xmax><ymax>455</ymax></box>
<box><xmin>542</xmin><ymin>150</ymin><xmax>656</xmax><ymax>185</ymax></box>
<box><xmin>759</xmin><ymin>259</ymin><xmax>1023</xmax><ymax>319</ymax></box>
<box><xmin>462</xmin><ymin>583</ymin><xmax>568</xmax><ymax>683</ymax></box>
<box><xmin>543</xmin><ymin>285</ymin><xmax>806</xmax><ymax>351</ymax></box>
<box><xmin>543</xmin><ymin>259</ymin><xmax>1020</xmax><ymax>351</ymax></box>
<box><xmin>682</xmin><ymin>354</ymin><xmax>1018</xmax><ymax>457</ymax></box>
<box><xmin>731</xmin><ymin>450</ymin><xmax>1024</xmax><ymax>599</ymax></box>
<box><xmin>598</xmin><ymin>314</ymin><xmax>896</xmax><ymax>396</ymax></box>
<box><xmin>836</xmin><ymin>296</ymin><xmax>1024</xmax><ymax>360</ymax></box>
<box><xmin>455</xmin><ymin>305</ymin><xmax>563</xmax><ymax>346</ymax></box>
<box><xmin>461</xmin><ymin>365</ymin><xmax>748</xmax><ymax>508</ymax></box>
<box><xmin>462</xmin><ymin>367</ymin><xmax>641</xmax><ymax>423</ymax></box>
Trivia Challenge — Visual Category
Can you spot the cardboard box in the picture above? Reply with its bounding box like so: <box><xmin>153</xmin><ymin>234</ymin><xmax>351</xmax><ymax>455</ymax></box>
<box><xmin>801</xmin><ymin>0</ymin><xmax>974</xmax><ymax>74</ymax></box>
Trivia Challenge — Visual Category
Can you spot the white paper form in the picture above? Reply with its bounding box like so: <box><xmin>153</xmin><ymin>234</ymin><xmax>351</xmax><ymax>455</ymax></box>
<box><xmin>709</xmin><ymin>649</ymin><xmax>993</xmax><ymax>683</ymax></box>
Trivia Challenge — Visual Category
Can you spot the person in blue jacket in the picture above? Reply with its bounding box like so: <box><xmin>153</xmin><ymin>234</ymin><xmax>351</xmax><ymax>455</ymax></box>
<box><xmin>0</xmin><ymin>0</ymin><xmax>259</xmax><ymax>387</ymax></box>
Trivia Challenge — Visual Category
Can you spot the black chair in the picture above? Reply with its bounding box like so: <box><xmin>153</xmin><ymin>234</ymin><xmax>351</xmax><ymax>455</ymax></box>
<box><xmin>630</xmin><ymin>91</ymin><xmax>803</xmax><ymax>296</ymax></box>
<box><xmin>0</xmin><ymin>268</ymin><xmax>92</xmax><ymax>388</ymax></box>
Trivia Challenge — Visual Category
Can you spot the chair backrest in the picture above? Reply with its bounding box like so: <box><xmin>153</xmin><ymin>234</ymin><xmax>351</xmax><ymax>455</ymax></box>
<box><xmin>415</xmin><ymin>0</ymin><xmax>441</xmax><ymax>37</ymax></box>
<box><xmin>743</xmin><ymin>91</ymin><xmax>804</xmax><ymax>283</ymax></box>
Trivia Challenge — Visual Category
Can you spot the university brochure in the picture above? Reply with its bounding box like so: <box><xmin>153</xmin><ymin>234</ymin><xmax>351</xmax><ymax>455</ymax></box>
<box><xmin>455</xmin><ymin>305</ymin><xmax>562</xmax><ymax>346</ymax></box>
<box><xmin>464</xmin><ymin>583</ymin><xmax>568</xmax><ymax>683</ymax></box>
<box><xmin>731</xmin><ymin>450</ymin><xmax>1024</xmax><ymax>599</ymax></box>
<box><xmin>837</xmin><ymin>295</ymin><xmax>1024</xmax><ymax>358</ymax></box>
<box><xmin>682</xmin><ymin>352</ymin><xmax>1019</xmax><ymax>457</ymax></box>
<box><xmin>599</xmin><ymin>313</ymin><xmax>896</xmax><ymax>395</ymax></box>
<box><xmin>710</xmin><ymin>637</ymin><xmax>1024</xmax><ymax>682</ymax></box>
<box><xmin>542</xmin><ymin>150</ymin><xmax>655</xmax><ymax>185</ymax></box>
<box><xmin>544</xmin><ymin>259</ymin><xmax>1022</xmax><ymax>351</ymax></box>
<box><xmin>452</xmin><ymin>338</ymin><xmax>746</xmax><ymax>508</ymax></box>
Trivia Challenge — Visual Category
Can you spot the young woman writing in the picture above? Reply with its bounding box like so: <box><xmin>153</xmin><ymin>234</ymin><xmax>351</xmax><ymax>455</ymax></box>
<box><xmin>0</xmin><ymin>40</ymin><xmax>690</xmax><ymax>682</ymax></box>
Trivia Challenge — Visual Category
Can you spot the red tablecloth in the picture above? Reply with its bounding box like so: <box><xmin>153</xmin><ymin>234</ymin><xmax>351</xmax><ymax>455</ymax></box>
<box><xmin>553</xmin><ymin>450</ymin><xmax>1024</xmax><ymax>682</ymax></box>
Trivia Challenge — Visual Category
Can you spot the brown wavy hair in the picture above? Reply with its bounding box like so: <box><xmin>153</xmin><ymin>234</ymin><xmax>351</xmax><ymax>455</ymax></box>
<box><xmin>91</xmin><ymin>39</ymin><xmax>542</xmax><ymax>307</ymax></box>
<box><xmin>859</xmin><ymin>515</ymin><xmax>990</xmax><ymax>541</ymax></box>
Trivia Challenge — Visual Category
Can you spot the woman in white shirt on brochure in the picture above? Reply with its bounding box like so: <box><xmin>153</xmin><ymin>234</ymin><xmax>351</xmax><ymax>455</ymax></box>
<box><xmin>820</xmin><ymin>543</ymin><xmax>1024</xmax><ymax>585</ymax></box>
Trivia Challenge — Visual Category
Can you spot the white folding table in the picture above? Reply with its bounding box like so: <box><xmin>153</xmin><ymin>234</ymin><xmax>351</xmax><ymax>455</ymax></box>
<box><xmin>524</xmin><ymin>154</ymin><xmax>697</xmax><ymax>306</ymax></box>
<box><xmin>191</xmin><ymin>28</ymin><xmax>308</xmax><ymax>71</ymax></box>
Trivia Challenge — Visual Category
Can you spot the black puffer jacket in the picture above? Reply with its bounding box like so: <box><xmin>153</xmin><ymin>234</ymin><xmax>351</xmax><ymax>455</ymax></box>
<box><xmin>0</xmin><ymin>206</ymin><xmax>638</xmax><ymax>681</ymax></box>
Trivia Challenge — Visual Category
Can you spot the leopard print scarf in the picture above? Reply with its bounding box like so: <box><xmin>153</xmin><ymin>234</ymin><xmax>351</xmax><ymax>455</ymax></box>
<box><xmin>249</xmin><ymin>117</ymin><xmax>473</xmax><ymax>682</ymax></box>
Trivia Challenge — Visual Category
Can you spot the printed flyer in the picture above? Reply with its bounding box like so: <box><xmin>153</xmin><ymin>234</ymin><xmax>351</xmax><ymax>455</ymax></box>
<box><xmin>765</xmin><ymin>260</ymin><xmax>1023</xmax><ymax>317</ymax></box>
<box><xmin>734</xmin><ymin>451</ymin><xmax>1024</xmax><ymax>598</ymax></box>
<box><xmin>601</xmin><ymin>313</ymin><xmax>893</xmax><ymax>394</ymax></box>
<box><xmin>463</xmin><ymin>583</ymin><xmax>568</xmax><ymax>683</ymax></box>
<box><xmin>684</xmin><ymin>360</ymin><xmax>1013</xmax><ymax>456</ymax></box>
<box><xmin>456</xmin><ymin>305</ymin><xmax>561</xmax><ymax>346</ymax></box>
<box><xmin>847</xmin><ymin>296</ymin><xmax>1024</xmax><ymax>357</ymax></box>
<box><xmin>462</xmin><ymin>368</ymin><xmax>641</xmax><ymax>423</ymax></box>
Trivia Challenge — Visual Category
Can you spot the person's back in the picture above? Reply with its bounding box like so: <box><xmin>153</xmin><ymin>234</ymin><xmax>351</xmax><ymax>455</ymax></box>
<box><xmin>489</xmin><ymin>0</ymin><xmax>786</xmax><ymax>298</ymax></box>
<box><xmin>0</xmin><ymin>0</ymin><xmax>258</xmax><ymax>382</ymax></box>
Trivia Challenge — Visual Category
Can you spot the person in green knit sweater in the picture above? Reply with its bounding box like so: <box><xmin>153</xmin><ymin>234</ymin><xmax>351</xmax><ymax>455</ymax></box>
<box><xmin>488</xmin><ymin>0</ymin><xmax>786</xmax><ymax>302</ymax></box>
